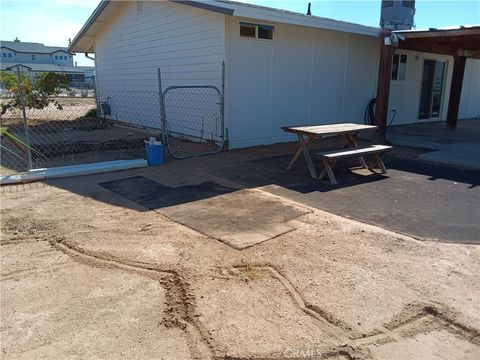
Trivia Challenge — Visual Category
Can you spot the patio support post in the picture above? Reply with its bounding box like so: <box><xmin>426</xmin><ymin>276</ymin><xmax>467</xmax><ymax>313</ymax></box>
<box><xmin>374</xmin><ymin>30</ymin><xmax>393</xmax><ymax>144</ymax></box>
<box><xmin>446</xmin><ymin>55</ymin><xmax>467</xmax><ymax>129</ymax></box>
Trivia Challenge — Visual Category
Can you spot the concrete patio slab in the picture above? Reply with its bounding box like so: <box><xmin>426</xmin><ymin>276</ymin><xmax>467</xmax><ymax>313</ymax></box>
<box><xmin>418</xmin><ymin>142</ymin><xmax>480</xmax><ymax>170</ymax></box>
<box><xmin>387</xmin><ymin>118</ymin><xmax>480</xmax><ymax>170</ymax></box>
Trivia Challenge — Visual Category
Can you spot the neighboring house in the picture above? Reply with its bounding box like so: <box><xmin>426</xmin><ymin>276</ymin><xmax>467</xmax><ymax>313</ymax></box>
<box><xmin>0</xmin><ymin>38</ymin><xmax>95</xmax><ymax>88</ymax></box>
<box><xmin>68</xmin><ymin>0</ymin><xmax>480</xmax><ymax>149</ymax></box>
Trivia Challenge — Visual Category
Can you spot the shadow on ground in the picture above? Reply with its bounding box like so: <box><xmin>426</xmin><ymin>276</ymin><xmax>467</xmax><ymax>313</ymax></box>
<box><xmin>30</xmin><ymin>138</ymin><xmax>480</xmax><ymax>245</ymax></box>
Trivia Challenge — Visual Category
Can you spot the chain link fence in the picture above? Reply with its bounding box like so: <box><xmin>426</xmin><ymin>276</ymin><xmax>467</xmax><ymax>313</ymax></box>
<box><xmin>1</xmin><ymin>65</ymin><xmax>225</xmax><ymax>177</ymax></box>
<box><xmin>163</xmin><ymin>85</ymin><xmax>224</xmax><ymax>159</ymax></box>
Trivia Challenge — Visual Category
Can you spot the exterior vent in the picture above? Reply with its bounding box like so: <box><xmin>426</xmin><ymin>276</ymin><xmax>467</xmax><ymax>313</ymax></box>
<box><xmin>380</xmin><ymin>0</ymin><xmax>415</xmax><ymax>30</ymax></box>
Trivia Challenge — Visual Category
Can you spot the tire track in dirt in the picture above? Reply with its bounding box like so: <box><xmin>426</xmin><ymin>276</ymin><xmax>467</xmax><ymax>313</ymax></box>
<box><xmin>233</xmin><ymin>264</ymin><xmax>480</xmax><ymax>358</ymax></box>
<box><xmin>234</xmin><ymin>264</ymin><xmax>350</xmax><ymax>342</ymax></box>
<box><xmin>49</xmin><ymin>236</ymin><xmax>215</xmax><ymax>360</ymax></box>
<box><xmin>375</xmin><ymin>302</ymin><xmax>480</xmax><ymax>347</ymax></box>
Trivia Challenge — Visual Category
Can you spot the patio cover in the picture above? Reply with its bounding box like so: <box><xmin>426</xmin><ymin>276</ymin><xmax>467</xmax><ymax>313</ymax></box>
<box><xmin>374</xmin><ymin>26</ymin><xmax>480</xmax><ymax>141</ymax></box>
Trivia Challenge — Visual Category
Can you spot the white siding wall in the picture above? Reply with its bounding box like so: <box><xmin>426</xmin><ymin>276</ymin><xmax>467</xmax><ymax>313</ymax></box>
<box><xmin>94</xmin><ymin>1</ymin><xmax>225</xmax><ymax>129</ymax></box>
<box><xmin>388</xmin><ymin>52</ymin><xmax>480</xmax><ymax>124</ymax></box>
<box><xmin>459</xmin><ymin>58</ymin><xmax>480</xmax><ymax>119</ymax></box>
<box><xmin>225</xmin><ymin>17</ymin><xmax>379</xmax><ymax>148</ymax></box>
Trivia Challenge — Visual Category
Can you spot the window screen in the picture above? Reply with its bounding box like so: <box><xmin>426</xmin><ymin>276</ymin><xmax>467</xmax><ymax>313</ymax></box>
<box><xmin>258</xmin><ymin>25</ymin><xmax>274</xmax><ymax>40</ymax></box>
<box><xmin>240</xmin><ymin>23</ymin><xmax>256</xmax><ymax>38</ymax></box>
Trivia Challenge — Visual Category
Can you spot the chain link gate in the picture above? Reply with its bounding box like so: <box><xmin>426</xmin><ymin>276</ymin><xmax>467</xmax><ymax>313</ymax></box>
<box><xmin>162</xmin><ymin>85</ymin><xmax>224</xmax><ymax>159</ymax></box>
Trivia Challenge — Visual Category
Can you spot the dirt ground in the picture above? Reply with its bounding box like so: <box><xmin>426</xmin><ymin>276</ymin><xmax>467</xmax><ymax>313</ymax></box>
<box><xmin>1</xmin><ymin>150</ymin><xmax>480</xmax><ymax>359</ymax></box>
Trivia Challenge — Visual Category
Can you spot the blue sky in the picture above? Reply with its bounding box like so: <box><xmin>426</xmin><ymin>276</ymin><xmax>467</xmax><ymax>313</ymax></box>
<box><xmin>1</xmin><ymin>0</ymin><xmax>479</xmax><ymax>66</ymax></box>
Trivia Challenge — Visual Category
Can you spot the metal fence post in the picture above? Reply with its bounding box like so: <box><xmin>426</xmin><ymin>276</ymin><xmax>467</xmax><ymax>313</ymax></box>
<box><xmin>16</xmin><ymin>65</ymin><xmax>32</xmax><ymax>170</ymax></box>
<box><xmin>221</xmin><ymin>61</ymin><xmax>226</xmax><ymax>148</ymax></box>
<box><xmin>92</xmin><ymin>54</ymin><xmax>101</xmax><ymax>119</ymax></box>
<box><xmin>157</xmin><ymin>68</ymin><xmax>167</xmax><ymax>145</ymax></box>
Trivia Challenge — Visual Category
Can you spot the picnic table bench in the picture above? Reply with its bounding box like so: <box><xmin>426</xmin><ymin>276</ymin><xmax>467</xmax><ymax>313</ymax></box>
<box><xmin>282</xmin><ymin>123</ymin><xmax>392</xmax><ymax>184</ymax></box>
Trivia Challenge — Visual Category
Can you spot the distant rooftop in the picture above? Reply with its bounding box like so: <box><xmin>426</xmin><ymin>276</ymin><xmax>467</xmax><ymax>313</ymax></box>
<box><xmin>0</xmin><ymin>63</ymin><xmax>93</xmax><ymax>73</ymax></box>
<box><xmin>1</xmin><ymin>39</ymin><xmax>72</xmax><ymax>54</ymax></box>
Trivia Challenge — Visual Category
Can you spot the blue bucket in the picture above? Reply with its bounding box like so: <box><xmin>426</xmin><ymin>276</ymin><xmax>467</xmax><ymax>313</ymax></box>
<box><xmin>145</xmin><ymin>143</ymin><xmax>164</xmax><ymax>166</ymax></box>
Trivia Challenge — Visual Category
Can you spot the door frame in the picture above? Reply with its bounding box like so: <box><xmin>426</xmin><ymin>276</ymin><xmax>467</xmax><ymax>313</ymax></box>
<box><xmin>417</xmin><ymin>57</ymin><xmax>449</xmax><ymax>122</ymax></box>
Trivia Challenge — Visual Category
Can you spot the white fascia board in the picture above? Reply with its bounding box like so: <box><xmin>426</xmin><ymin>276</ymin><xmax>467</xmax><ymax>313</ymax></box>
<box><xmin>229</xmin><ymin>5</ymin><xmax>380</xmax><ymax>37</ymax></box>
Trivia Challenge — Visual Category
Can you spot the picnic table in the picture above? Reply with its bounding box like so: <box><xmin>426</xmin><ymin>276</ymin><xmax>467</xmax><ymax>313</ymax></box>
<box><xmin>282</xmin><ymin>123</ymin><xmax>391</xmax><ymax>184</ymax></box>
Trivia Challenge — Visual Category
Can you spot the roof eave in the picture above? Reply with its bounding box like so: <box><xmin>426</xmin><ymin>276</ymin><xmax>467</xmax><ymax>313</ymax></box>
<box><xmin>68</xmin><ymin>0</ymin><xmax>110</xmax><ymax>53</ymax></box>
<box><xmin>172</xmin><ymin>0</ymin><xmax>234</xmax><ymax>15</ymax></box>
<box><xmin>68</xmin><ymin>0</ymin><xmax>380</xmax><ymax>53</ymax></box>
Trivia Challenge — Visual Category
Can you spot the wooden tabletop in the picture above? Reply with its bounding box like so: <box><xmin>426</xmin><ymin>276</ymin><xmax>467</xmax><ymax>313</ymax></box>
<box><xmin>282</xmin><ymin>123</ymin><xmax>378</xmax><ymax>136</ymax></box>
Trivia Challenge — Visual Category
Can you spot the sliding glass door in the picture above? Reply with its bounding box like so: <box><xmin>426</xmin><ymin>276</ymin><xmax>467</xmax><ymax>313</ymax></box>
<box><xmin>418</xmin><ymin>59</ymin><xmax>446</xmax><ymax>120</ymax></box>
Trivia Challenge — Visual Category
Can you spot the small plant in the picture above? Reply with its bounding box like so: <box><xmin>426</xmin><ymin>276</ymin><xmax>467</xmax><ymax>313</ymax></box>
<box><xmin>244</xmin><ymin>265</ymin><xmax>263</xmax><ymax>281</ymax></box>
<box><xmin>85</xmin><ymin>108</ymin><xmax>97</xmax><ymax>118</ymax></box>
<box><xmin>0</xmin><ymin>71</ymin><xmax>69</xmax><ymax>115</ymax></box>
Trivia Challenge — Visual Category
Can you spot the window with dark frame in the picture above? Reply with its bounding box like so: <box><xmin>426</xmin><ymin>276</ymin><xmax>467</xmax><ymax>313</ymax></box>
<box><xmin>392</xmin><ymin>54</ymin><xmax>407</xmax><ymax>80</ymax></box>
<box><xmin>240</xmin><ymin>22</ymin><xmax>274</xmax><ymax>40</ymax></box>
<box><xmin>258</xmin><ymin>25</ymin><xmax>274</xmax><ymax>40</ymax></box>
<box><xmin>240</xmin><ymin>23</ymin><xmax>256</xmax><ymax>38</ymax></box>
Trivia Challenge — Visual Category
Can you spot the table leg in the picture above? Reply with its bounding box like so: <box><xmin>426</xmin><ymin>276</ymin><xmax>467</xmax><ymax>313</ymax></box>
<box><xmin>345</xmin><ymin>133</ymin><xmax>367</xmax><ymax>168</ymax></box>
<box><xmin>299</xmin><ymin>135</ymin><xmax>317</xmax><ymax>179</ymax></box>
<box><xmin>322</xmin><ymin>158</ymin><xmax>337</xmax><ymax>185</ymax></box>
<box><xmin>368</xmin><ymin>154</ymin><xmax>387</xmax><ymax>174</ymax></box>
<box><xmin>286</xmin><ymin>135</ymin><xmax>314</xmax><ymax>171</ymax></box>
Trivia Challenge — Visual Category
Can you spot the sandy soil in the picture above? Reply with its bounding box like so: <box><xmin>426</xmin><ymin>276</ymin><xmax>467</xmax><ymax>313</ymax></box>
<box><xmin>1</xmin><ymin>158</ymin><xmax>479</xmax><ymax>359</ymax></box>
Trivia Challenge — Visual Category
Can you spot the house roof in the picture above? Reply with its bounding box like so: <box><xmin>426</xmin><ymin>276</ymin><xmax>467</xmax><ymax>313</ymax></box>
<box><xmin>1</xmin><ymin>40</ymin><xmax>72</xmax><ymax>54</ymax></box>
<box><xmin>69</xmin><ymin>0</ymin><xmax>380</xmax><ymax>53</ymax></box>
<box><xmin>1</xmin><ymin>63</ymin><xmax>94</xmax><ymax>73</ymax></box>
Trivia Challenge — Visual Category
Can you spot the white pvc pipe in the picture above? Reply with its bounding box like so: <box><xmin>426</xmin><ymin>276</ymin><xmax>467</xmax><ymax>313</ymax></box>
<box><xmin>0</xmin><ymin>159</ymin><xmax>148</xmax><ymax>185</ymax></box>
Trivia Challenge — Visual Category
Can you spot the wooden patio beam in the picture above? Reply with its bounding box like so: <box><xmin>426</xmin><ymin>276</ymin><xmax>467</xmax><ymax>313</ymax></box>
<box><xmin>397</xmin><ymin>34</ymin><xmax>480</xmax><ymax>58</ymax></box>
<box><xmin>446</xmin><ymin>55</ymin><xmax>467</xmax><ymax>129</ymax></box>
<box><xmin>374</xmin><ymin>30</ymin><xmax>393</xmax><ymax>144</ymax></box>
